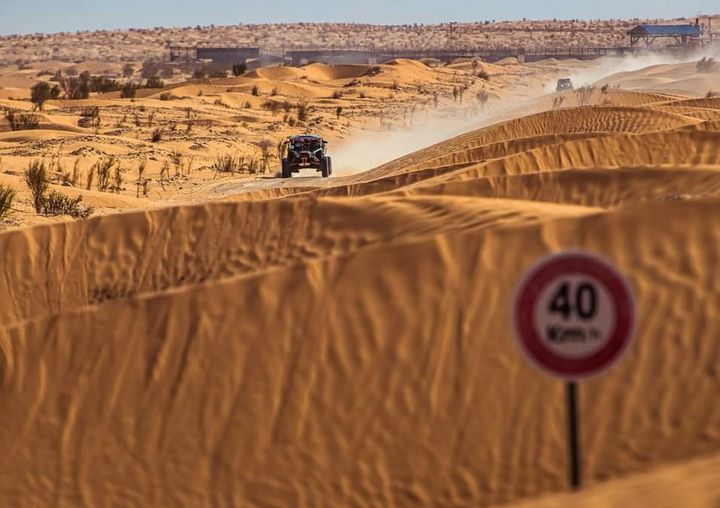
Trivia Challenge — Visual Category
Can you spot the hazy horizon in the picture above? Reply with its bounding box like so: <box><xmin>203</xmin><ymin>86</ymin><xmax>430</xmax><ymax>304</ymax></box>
<box><xmin>0</xmin><ymin>0</ymin><xmax>717</xmax><ymax>36</ymax></box>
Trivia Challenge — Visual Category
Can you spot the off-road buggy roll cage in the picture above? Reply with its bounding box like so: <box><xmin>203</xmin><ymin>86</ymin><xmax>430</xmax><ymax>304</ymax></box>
<box><xmin>280</xmin><ymin>134</ymin><xmax>332</xmax><ymax>178</ymax></box>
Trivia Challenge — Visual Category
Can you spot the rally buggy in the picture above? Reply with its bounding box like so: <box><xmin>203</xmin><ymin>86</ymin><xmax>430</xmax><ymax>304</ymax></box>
<box><xmin>556</xmin><ymin>78</ymin><xmax>574</xmax><ymax>92</ymax></box>
<box><xmin>280</xmin><ymin>134</ymin><xmax>332</xmax><ymax>178</ymax></box>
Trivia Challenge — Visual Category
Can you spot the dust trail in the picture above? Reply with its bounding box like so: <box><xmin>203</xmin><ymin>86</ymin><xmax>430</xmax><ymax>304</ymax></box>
<box><xmin>545</xmin><ymin>47</ymin><xmax>720</xmax><ymax>91</ymax></box>
<box><xmin>333</xmin><ymin>49</ymin><xmax>718</xmax><ymax>176</ymax></box>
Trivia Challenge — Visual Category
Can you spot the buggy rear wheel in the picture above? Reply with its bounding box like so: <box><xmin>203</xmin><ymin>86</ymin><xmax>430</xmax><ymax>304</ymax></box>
<box><xmin>321</xmin><ymin>156</ymin><xmax>332</xmax><ymax>178</ymax></box>
<box><xmin>281</xmin><ymin>158</ymin><xmax>291</xmax><ymax>178</ymax></box>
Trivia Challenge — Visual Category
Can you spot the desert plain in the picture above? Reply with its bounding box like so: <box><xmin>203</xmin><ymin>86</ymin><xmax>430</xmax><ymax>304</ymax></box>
<box><xmin>1</xmin><ymin>15</ymin><xmax>720</xmax><ymax>507</ymax></box>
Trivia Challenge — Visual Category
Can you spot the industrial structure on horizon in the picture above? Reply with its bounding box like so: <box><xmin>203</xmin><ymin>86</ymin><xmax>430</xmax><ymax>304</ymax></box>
<box><xmin>167</xmin><ymin>19</ymin><xmax>716</xmax><ymax>68</ymax></box>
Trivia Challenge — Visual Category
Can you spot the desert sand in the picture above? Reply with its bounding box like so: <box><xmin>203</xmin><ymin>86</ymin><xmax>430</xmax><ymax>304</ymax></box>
<box><xmin>1</xmin><ymin>20</ymin><xmax>720</xmax><ymax>507</ymax></box>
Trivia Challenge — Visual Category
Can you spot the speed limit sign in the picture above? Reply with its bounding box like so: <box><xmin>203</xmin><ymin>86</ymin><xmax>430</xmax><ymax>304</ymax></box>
<box><xmin>512</xmin><ymin>251</ymin><xmax>635</xmax><ymax>380</ymax></box>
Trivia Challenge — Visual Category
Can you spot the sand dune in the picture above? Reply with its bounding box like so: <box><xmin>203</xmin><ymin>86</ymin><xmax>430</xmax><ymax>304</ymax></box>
<box><xmin>1</xmin><ymin>55</ymin><xmax>720</xmax><ymax>506</ymax></box>
<box><xmin>2</xmin><ymin>197</ymin><xmax>720</xmax><ymax>506</ymax></box>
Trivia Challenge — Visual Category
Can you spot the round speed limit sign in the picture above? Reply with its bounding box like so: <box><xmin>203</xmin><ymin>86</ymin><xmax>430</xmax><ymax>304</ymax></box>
<box><xmin>511</xmin><ymin>252</ymin><xmax>635</xmax><ymax>379</ymax></box>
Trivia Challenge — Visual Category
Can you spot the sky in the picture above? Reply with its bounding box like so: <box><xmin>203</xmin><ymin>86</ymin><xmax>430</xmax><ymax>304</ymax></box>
<box><xmin>0</xmin><ymin>0</ymin><xmax>717</xmax><ymax>36</ymax></box>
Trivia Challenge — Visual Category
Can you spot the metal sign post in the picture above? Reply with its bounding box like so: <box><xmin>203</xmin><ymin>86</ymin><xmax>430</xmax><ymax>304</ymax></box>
<box><xmin>511</xmin><ymin>251</ymin><xmax>635</xmax><ymax>490</ymax></box>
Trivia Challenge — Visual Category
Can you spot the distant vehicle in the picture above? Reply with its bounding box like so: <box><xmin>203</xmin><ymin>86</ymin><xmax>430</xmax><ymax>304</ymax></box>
<box><xmin>281</xmin><ymin>134</ymin><xmax>332</xmax><ymax>178</ymax></box>
<box><xmin>556</xmin><ymin>78</ymin><xmax>574</xmax><ymax>92</ymax></box>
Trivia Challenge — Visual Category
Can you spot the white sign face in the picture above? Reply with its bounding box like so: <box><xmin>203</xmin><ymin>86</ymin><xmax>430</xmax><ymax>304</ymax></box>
<box><xmin>533</xmin><ymin>274</ymin><xmax>616</xmax><ymax>359</ymax></box>
<box><xmin>512</xmin><ymin>252</ymin><xmax>635</xmax><ymax>379</ymax></box>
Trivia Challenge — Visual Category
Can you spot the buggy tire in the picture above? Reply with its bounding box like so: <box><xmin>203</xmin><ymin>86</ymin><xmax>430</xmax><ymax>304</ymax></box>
<box><xmin>281</xmin><ymin>158</ymin><xmax>291</xmax><ymax>178</ymax></box>
<box><xmin>321</xmin><ymin>156</ymin><xmax>332</xmax><ymax>178</ymax></box>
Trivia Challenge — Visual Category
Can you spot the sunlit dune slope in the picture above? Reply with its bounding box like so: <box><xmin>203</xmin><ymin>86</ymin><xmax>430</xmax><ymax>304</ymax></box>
<box><xmin>2</xmin><ymin>198</ymin><xmax>720</xmax><ymax>506</ymax></box>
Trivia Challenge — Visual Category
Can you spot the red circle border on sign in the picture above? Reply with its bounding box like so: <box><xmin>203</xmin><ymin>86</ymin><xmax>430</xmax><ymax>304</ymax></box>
<box><xmin>512</xmin><ymin>252</ymin><xmax>635</xmax><ymax>380</ymax></box>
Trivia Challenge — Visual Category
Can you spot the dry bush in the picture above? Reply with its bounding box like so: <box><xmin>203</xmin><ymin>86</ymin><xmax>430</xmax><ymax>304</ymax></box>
<box><xmin>332</xmin><ymin>90</ymin><xmax>343</xmax><ymax>99</ymax></box>
<box><xmin>24</xmin><ymin>160</ymin><xmax>49</xmax><ymax>212</ymax></box>
<box><xmin>169</xmin><ymin>149</ymin><xmax>192</xmax><ymax>176</ymax></box>
<box><xmin>135</xmin><ymin>161</ymin><xmax>147</xmax><ymax>197</ymax></box>
<box><xmin>113</xmin><ymin>164</ymin><xmax>124</xmax><ymax>193</ymax></box>
<box><xmin>30</xmin><ymin>81</ymin><xmax>60</xmax><ymax>111</ymax></box>
<box><xmin>42</xmin><ymin>191</ymin><xmax>93</xmax><ymax>218</ymax></box>
<box><xmin>258</xmin><ymin>139</ymin><xmax>273</xmax><ymax>173</ymax></box>
<box><xmin>24</xmin><ymin>160</ymin><xmax>92</xmax><ymax>218</ymax></box>
<box><xmin>0</xmin><ymin>185</ymin><xmax>16</xmax><ymax>220</ymax></box>
<box><xmin>262</xmin><ymin>100</ymin><xmax>280</xmax><ymax>116</ymax></box>
<box><xmin>94</xmin><ymin>157</ymin><xmax>116</xmax><ymax>191</ymax></box>
<box><xmin>575</xmin><ymin>86</ymin><xmax>594</xmax><ymax>106</ymax></box>
<box><xmin>159</xmin><ymin>92</ymin><xmax>173</xmax><ymax>101</ymax></box>
<box><xmin>145</xmin><ymin>76</ymin><xmax>164</xmax><ymax>89</ymax></box>
<box><xmin>477</xmin><ymin>70</ymin><xmax>490</xmax><ymax>80</ymax></box>
<box><xmin>212</xmin><ymin>154</ymin><xmax>243</xmax><ymax>175</ymax></box>
<box><xmin>296</xmin><ymin>101</ymin><xmax>309</xmax><ymax>122</ymax></box>
<box><xmin>151</xmin><ymin>128</ymin><xmax>163</xmax><ymax>142</ymax></box>
<box><xmin>86</xmin><ymin>164</ymin><xmax>95</xmax><ymax>190</ymax></box>
<box><xmin>5</xmin><ymin>110</ymin><xmax>40</xmax><ymax>131</ymax></box>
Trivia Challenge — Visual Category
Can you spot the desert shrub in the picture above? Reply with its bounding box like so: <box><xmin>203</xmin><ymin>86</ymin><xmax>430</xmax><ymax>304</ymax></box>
<box><xmin>140</xmin><ymin>60</ymin><xmax>162</xmax><ymax>79</ymax></box>
<box><xmin>193</xmin><ymin>70</ymin><xmax>206</xmax><ymax>80</ymax></box>
<box><xmin>121</xmin><ymin>82</ymin><xmax>137</xmax><ymax>99</ymax></box>
<box><xmin>575</xmin><ymin>86</ymin><xmax>594</xmax><ymax>106</ymax></box>
<box><xmin>244</xmin><ymin>100</ymin><xmax>252</xmax><ymax>108</ymax></box>
<box><xmin>251</xmin><ymin>85</ymin><xmax>259</xmax><ymax>96</ymax></box>
<box><xmin>697</xmin><ymin>57</ymin><xmax>717</xmax><ymax>73</ymax></box>
<box><xmin>24</xmin><ymin>160</ymin><xmax>49</xmax><ymax>212</ymax></box>
<box><xmin>151</xmin><ymin>128</ymin><xmax>163</xmax><ymax>142</ymax></box>
<box><xmin>335</xmin><ymin>106</ymin><xmax>343</xmax><ymax>119</ymax></box>
<box><xmin>5</xmin><ymin>110</ymin><xmax>40</xmax><ymax>131</ymax></box>
<box><xmin>296</xmin><ymin>101</ymin><xmax>308</xmax><ymax>122</ymax></box>
<box><xmin>232</xmin><ymin>62</ymin><xmax>247</xmax><ymax>76</ymax></box>
<box><xmin>90</xmin><ymin>76</ymin><xmax>121</xmax><ymax>93</ymax></box>
<box><xmin>145</xmin><ymin>76</ymin><xmax>164</xmax><ymax>89</ymax></box>
<box><xmin>707</xmin><ymin>90</ymin><xmax>718</xmax><ymax>98</ymax></box>
<box><xmin>283</xmin><ymin>100</ymin><xmax>292</xmax><ymax>113</ymax></box>
<box><xmin>78</xmin><ymin>107</ymin><xmax>101</xmax><ymax>133</ymax></box>
<box><xmin>262</xmin><ymin>100</ymin><xmax>280</xmax><ymax>115</ymax></box>
<box><xmin>42</xmin><ymin>191</ymin><xmax>93</xmax><ymax>218</ymax></box>
<box><xmin>332</xmin><ymin>90</ymin><xmax>343</xmax><ymax>99</ymax></box>
<box><xmin>122</xmin><ymin>63</ymin><xmax>135</xmax><ymax>78</ymax></box>
<box><xmin>211</xmin><ymin>154</ymin><xmax>243</xmax><ymax>174</ymax></box>
<box><xmin>30</xmin><ymin>82</ymin><xmax>60</xmax><ymax>111</ymax></box>
<box><xmin>60</xmin><ymin>72</ymin><xmax>90</xmax><ymax>99</ymax></box>
<box><xmin>159</xmin><ymin>92</ymin><xmax>173</xmax><ymax>101</ymax></box>
<box><xmin>136</xmin><ymin>161</ymin><xmax>147</xmax><ymax>197</ymax></box>
<box><xmin>0</xmin><ymin>185</ymin><xmax>16</xmax><ymax>220</ymax></box>
<box><xmin>112</xmin><ymin>164</ymin><xmax>124</xmax><ymax>193</ymax></box>
<box><xmin>210</xmin><ymin>70</ymin><xmax>228</xmax><ymax>79</ymax></box>
<box><xmin>270</xmin><ymin>87</ymin><xmax>278</xmax><ymax>96</ymax></box>
<box><xmin>477</xmin><ymin>70</ymin><xmax>490</xmax><ymax>80</ymax></box>
<box><xmin>94</xmin><ymin>157</ymin><xmax>116</xmax><ymax>191</ymax></box>
<box><xmin>288</xmin><ymin>116</ymin><xmax>297</xmax><ymax>127</ymax></box>
<box><xmin>257</xmin><ymin>139</ymin><xmax>273</xmax><ymax>173</ymax></box>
